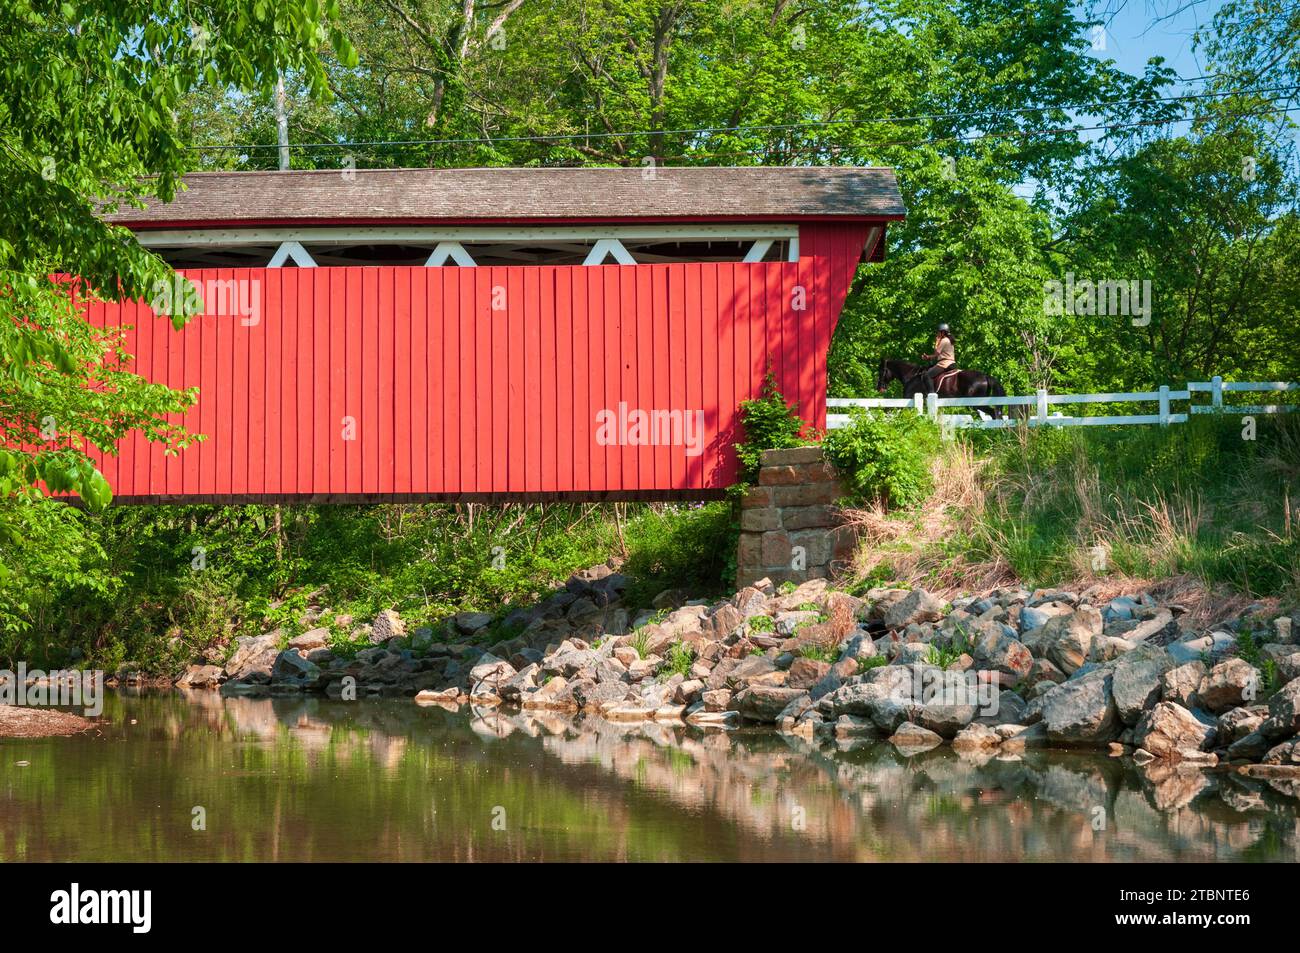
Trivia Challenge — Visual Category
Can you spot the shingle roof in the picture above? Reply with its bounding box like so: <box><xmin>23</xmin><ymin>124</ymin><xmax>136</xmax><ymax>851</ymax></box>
<box><xmin>106</xmin><ymin>166</ymin><xmax>905</xmax><ymax>226</ymax></box>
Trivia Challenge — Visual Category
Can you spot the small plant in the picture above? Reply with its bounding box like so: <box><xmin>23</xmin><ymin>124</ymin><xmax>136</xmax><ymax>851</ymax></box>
<box><xmin>856</xmin><ymin>654</ymin><xmax>888</xmax><ymax>671</ymax></box>
<box><xmin>629</xmin><ymin>629</ymin><xmax>651</xmax><ymax>659</ymax></box>
<box><xmin>797</xmin><ymin>602</ymin><xmax>820</xmax><ymax>612</ymax></box>
<box><xmin>778</xmin><ymin>580</ymin><xmax>798</xmax><ymax>595</ymax></box>
<box><xmin>747</xmin><ymin>614</ymin><xmax>775</xmax><ymax>633</ymax></box>
<box><xmin>798</xmin><ymin>643</ymin><xmax>837</xmax><ymax>663</ymax></box>
<box><xmin>735</xmin><ymin>372</ymin><xmax>810</xmax><ymax>481</ymax></box>
<box><xmin>663</xmin><ymin>640</ymin><xmax>695</xmax><ymax>678</ymax></box>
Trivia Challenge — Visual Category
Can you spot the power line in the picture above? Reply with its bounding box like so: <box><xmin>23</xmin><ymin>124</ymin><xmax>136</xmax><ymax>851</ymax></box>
<box><xmin>185</xmin><ymin>83</ymin><xmax>1298</xmax><ymax>155</ymax></box>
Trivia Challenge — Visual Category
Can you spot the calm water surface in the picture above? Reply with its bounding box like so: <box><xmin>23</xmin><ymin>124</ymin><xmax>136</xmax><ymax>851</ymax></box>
<box><xmin>1</xmin><ymin>692</ymin><xmax>1297</xmax><ymax>862</ymax></box>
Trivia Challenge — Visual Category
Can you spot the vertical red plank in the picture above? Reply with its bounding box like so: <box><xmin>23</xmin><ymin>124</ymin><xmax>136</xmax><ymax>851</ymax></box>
<box><xmin>702</xmin><ymin>265</ymin><xmax>722</xmax><ymax>491</ymax></box>
<box><xmin>378</xmin><ymin>268</ymin><xmax>396</xmax><ymax>495</ymax></box>
<box><xmin>408</xmin><ymin>269</ymin><xmax>427</xmax><ymax>495</ymax></box>
<box><xmin>668</xmin><ymin>264</ymin><xmax>688</xmax><ymax>490</ymax></box>
<box><xmin>473</xmin><ymin>268</ymin><xmax>492</xmax><ymax>493</ymax></box>
<box><xmin>426</xmin><ymin>269</ymin><xmax>445</xmax><ymax>493</ymax></box>
<box><xmin>651</xmin><ymin>265</ymin><xmax>669</xmax><ymax>490</ymax></box>
<box><xmin>231</xmin><ymin>268</ymin><xmax>251</xmax><ymax>497</ymax></box>
<box><xmin>539</xmin><ymin>267</ymin><xmax>558</xmax><ymax>493</ymax></box>
<box><xmin>618</xmin><ymin>266</ymin><xmax>637</xmax><ymax>492</ymax></box>
<box><xmin>442</xmin><ymin>269</ymin><xmax>461</xmax><ymax>493</ymax></box>
<box><xmin>283</xmin><ymin>269</ymin><xmax>303</xmax><ymax>496</ymax></box>
<box><xmin>487</xmin><ymin>267</ymin><xmax>507</xmax><ymax>491</ymax></box>
<box><xmin>602</xmin><ymin>267</ymin><xmax>622</xmax><ymax>492</ymax></box>
<box><xmin>329</xmin><ymin>269</ymin><xmax>347</xmax><ymax>496</ymax></box>
<box><xmin>340</xmin><ymin>265</ymin><xmax>361</xmax><ymax>494</ymax></box>
<box><xmin>554</xmin><ymin>268</ymin><xmax>574</xmax><ymax>493</ymax></box>
<box><xmin>796</xmin><ymin>228</ymin><xmax>816</xmax><ymax>436</ymax></box>
<box><xmin>246</xmin><ymin>269</ymin><xmax>266</xmax><ymax>496</ymax></box>
<box><xmin>505</xmin><ymin>267</ymin><xmax>524</xmax><ymax>493</ymax></box>
<box><xmin>684</xmin><ymin>264</ymin><xmax>703</xmax><ymax>489</ymax></box>
<box><xmin>458</xmin><ymin>268</ymin><xmax>476</xmax><ymax>493</ymax></box>
<box><xmin>267</xmin><ymin>268</ymin><xmax>286</xmax><ymax>496</ymax></box>
<box><xmin>635</xmin><ymin>267</ymin><xmax>654</xmax><ymax>490</ymax></box>
<box><xmin>314</xmin><ymin>271</ymin><xmax>332</xmax><ymax>497</ymax></box>
<box><xmin>150</xmin><ymin>287</ymin><xmax>170</xmax><ymax>496</ymax></box>
<box><xmin>570</xmin><ymin>267</ymin><xmax>589</xmax><ymax>492</ymax></box>
<box><xmin>523</xmin><ymin>267</ymin><xmax>541</xmax><ymax>494</ymax></box>
<box><xmin>586</xmin><ymin>267</ymin><xmax>606</xmax><ymax>493</ymax></box>
<box><xmin>360</xmin><ymin>268</ymin><xmax>377</xmax><ymax>494</ymax></box>
<box><xmin>393</xmin><ymin>268</ymin><xmax>412</xmax><ymax>495</ymax></box>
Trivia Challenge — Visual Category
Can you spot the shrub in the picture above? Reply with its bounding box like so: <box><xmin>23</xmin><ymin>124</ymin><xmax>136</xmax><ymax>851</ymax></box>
<box><xmin>735</xmin><ymin>373</ymin><xmax>809</xmax><ymax>481</ymax></box>
<box><xmin>821</xmin><ymin>407</ymin><xmax>940</xmax><ymax>508</ymax></box>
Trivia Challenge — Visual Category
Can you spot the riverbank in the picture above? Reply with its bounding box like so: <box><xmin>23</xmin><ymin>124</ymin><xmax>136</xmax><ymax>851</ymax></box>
<box><xmin>165</xmin><ymin>561</ymin><xmax>1300</xmax><ymax>777</ymax></box>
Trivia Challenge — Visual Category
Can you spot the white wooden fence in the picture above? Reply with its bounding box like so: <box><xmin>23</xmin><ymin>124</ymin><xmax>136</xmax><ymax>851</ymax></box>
<box><xmin>827</xmin><ymin>375</ymin><xmax>1299</xmax><ymax>435</ymax></box>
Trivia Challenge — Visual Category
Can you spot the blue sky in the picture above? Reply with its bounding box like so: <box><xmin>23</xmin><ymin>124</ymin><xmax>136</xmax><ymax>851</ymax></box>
<box><xmin>1084</xmin><ymin>0</ymin><xmax>1228</xmax><ymax>80</ymax></box>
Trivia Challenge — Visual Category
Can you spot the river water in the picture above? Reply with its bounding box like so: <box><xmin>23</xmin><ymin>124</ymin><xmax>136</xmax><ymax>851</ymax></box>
<box><xmin>1</xmin><ymin>692</ymin><xmax>1296</xmax><ymax>862</ymax></box>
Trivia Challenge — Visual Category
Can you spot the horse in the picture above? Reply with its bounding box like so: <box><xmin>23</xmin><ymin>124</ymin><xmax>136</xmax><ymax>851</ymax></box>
<box><xmin>875</xmin><ymin>357</ymin><xmax>1008</xmax><ymax>419</ymax></box>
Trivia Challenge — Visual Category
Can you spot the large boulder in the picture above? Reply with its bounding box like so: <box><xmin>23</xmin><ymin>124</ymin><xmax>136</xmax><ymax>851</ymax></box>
<box><xmin>1133</xmin><ymin>702</ymin><xmax>1215</xmax><ymax>760</ymax></box>
<box><xmin>369</xmin><ymin>609</ymin><xmax>405</xmax><ymax>644</ymax></box>
<box><xmin>468</xmin><ymin>654</ymin><xmax>517</xmax><ymax>693</ymax></box>
<box><xmin>1263</xmin><ymin>679</ymin><xmax>1300</xmax><ymax>739</ymax></box>
<box><xmin>1111</xmin><ymin>643</ymin><xmax>1174</xmax><ymax>725</ymax></box>
<box><xmin>881</xmin><ymin>589</ymin><xmax>945</xmax><ymax>629</ymax></box>
<box><xmin>224</xmin><ymin>631</ymin><xmax>282</xmax><ymax>681</ymax></box>
<box><xmin>733</xmin><ymin>684</ymin><xmax>807</xmax><ymax>722</ymax></box>
<box><xmin>1037</xmin><ymin>670</ymin><xmax>1120</xmax><ymax>745</ymax></box>
<box><xmin>1162</xmin><ymin>661</ymin><xmax>1206</xmax><ymax>708</ymax></box>
<box><xmin>969</xmin><ymin>623</ymin><xmax>1033</xmax><ymax>679</ymax></box>
<box><xmin>1043</xmin><ymin>607</ymin><xmax>1102</xmax><ymax>675</ymax></box>
<box><xmin>1196</xmin><ymin>658</ymin><xmax>1258</xmax><ymax>713</ymax></box>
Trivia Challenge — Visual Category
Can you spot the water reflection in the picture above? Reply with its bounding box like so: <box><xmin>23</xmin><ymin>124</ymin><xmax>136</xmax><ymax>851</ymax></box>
<box><xmin>0</xmin><ymin>693</ymin><xmax>1296</xmax><ymax>862</ymax></box>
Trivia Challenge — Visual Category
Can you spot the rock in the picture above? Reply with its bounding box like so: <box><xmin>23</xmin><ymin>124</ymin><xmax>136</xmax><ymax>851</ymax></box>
<box><xmin>1124</xmin><ymin>609</ymin><xmax>1179</xmax><ymax>644</ymax></box>
<box><xmin>775</xmin><ymin>610</ymin><xmax>820</xmax><ymax>636</ymax></box>
<box><xmin>733</xmin><ymin>684</ymin><xmax>807</xmax><ymax>722</ymax></box>
<box><xmin>175</xmin><ymin>664</ymin><xmax>223</xmax><ymax>689</ymax></box>
<box><xmin>1227</xmin><ymin>729</ymin><xmax>1272</xmax><ymax>761</ymax></box>
<box><xmin>708</xmin><ymin>604</ymin><xmax>743</xmax><ymax>640</ymax></box>
<box><xmin>468</xmin><ymin>654</ymin><xmax>516</xmax><ymax>693</ymax></box>
<box><xmin>888</xmin><ymin>721</ymin><xmax>942</xmax><ymax>751</ymax></box>
<box><xmin>1263</xmin><ymin>679</ymin><xmax>1300</xmax><ymax>738</ymax></box>
<box><xmin>684</xmin><ymin>706</ymin><xmax>739</xmax><ymax>729</ymax></box>
<box><xmin>224</xmin><ymin>631</ymin><xmax>281</xmax><ymax>681</ymax></box>
<box><xmin>1167</xmin><ymin>631</ymin><xmax>1235</xmax><ymax>665</ymax></box>
<box><xmin>881</xmin><ymin>589</ymin><xmax>946</xmax><ymax>629</ymax></box>
<box><xmin>454</xmin><ymin>611</ymin><xmax>494</xmax><ymax>634</ymax></box>
<box><xmin>1273</xmin><ymin>615</ymin><xmax>1295</xmax><ymax>645</ymax></box>
<box><xmin>415</xmin><ymin>687</ymin><xmax>462</xmax><ymax>705</ymax></box>
<box><xmin>1043</xmin><ymin>607</ymin><xmax>1102</xmax><ymax>675</ymax></box>
<box><xmin>1262</xmin><ymin>738</ymin><xmax>1300</xmax><ymax>766</ymax></box>
<box><xmin>520</xmin><ymin>677</ymin><xmax>572</xmax><ymax>710</ymax></box>
<box><xmin>1133</xmin><ymin>702</ymin><xmax>1215</xmax><ymax>760</ymax></box>
<box><xmin>1018</xmin><ymin>600</ymin><xmax>1074</xmax><ymax>634</ymax></box>
<box><xmin>1037</xmin><ymin>670</ymin><xmax>1119</xmax><ymax>746</ymax></box>
<box><xmin>969</xmin><ymin>625</ymin><xmax>1033</xmax><ymax>679</ymax></box>
<box><xmin>999</xmin><ymin>721</ymin><xmax>1049</xmax><ymax>753</ymax></box>
<box><xmin>701</xmin><ymin>688</ymin><xmax>732</xmax><ymax>711</ymax></box>
<box><xmin>370</xmin><ymin>609</ymin><xmax>405</xmax><ymax>644</ymax></box>
<box><xmin>1216</xmin><ymin>706</ymin><xmax>1267</xmax><ymax>746</ymax></box>
<box><xmin>952</xmin><ymin>722</ymin><xmax>1001</xmax><ymax>751</ymax></box>
<box><xmin>1162</xmin><ymin>661</ymin><xmax>1206</xmax><ymax>708</ymax></box>
<box><xmin>1196</xmin><ymin>658</ymin><xmax>1258</xmax><ymax>713</ymax></box>
<box><xmin>1111</xmin><ymin>643</ymin><xmax>1173</xmax><ymax>725</ymax></box>
<box><xmin>271</xmin><ymin>649</ymin><xmax>321</xmax><ymax>682</ymax></box>
<box><xmin>287</xmin><ymin>627</ymin><xmax>330</xmax><ymax>652</ymax></box>
<box><xmin>787</xmin><ymin>657</ymin><xmax>831</xmax><ymax>690</ymax></box>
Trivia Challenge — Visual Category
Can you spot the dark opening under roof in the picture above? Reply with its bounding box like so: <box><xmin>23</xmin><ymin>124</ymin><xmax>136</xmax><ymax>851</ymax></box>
<box><xmin>107</xmin><ymin>166</ymin><xmax>906</xmax><ymax>228</ymax></box>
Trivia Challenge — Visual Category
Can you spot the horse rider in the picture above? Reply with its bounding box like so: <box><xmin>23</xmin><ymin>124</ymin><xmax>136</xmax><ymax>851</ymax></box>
<box><xmin>920</xmin><ymin>323</ymin><xmax>956</xmax><ymax>392</ymax></box>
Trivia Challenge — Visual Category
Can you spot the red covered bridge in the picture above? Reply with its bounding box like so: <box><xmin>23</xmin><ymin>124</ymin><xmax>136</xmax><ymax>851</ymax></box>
<box><xmin>89</xmin><ymin>166</ymin><xmax>904</xmax><ymax>502</ymax></box>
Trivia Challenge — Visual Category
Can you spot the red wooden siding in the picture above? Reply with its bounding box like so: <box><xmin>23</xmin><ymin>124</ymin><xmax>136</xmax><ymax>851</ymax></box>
<box><xmin>79</xmin><ymin>223</ymin><xmax>871</xmax><ymax>502</ymax></box>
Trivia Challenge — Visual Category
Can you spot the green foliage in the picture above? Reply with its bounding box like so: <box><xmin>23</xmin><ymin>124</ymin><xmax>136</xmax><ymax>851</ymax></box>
<box><xmin>622</xmin><ymin>503</ymin><xmax>737</xmax><ymax>606</ymax></box>
<box><xmin>821</xmin><ymin>408</ymin><xmax>941</xmax><ymax>508</ymax></box>
<box><xmin>662</xmin><ymin>641</ymin><xmax>695</xmax><ymax>679</ymax></box>
<box><xmin>856</xmin><ymin>655</ymin><xmax>888</xmax><ymax>672</ymax></box>
<box><xmin>735</xmin><ymin>374</ymin><xmax>810</xmax><ymax>482</ymax></box>
<box><xmin>747</xmin><ymin>614</ymin><xmax>774</xmax><ymax>632</ymax></box>
<box><xmin>797</xmin><ymin>643</ymin><xmax>836</xmax><ymax>663</ymax></box>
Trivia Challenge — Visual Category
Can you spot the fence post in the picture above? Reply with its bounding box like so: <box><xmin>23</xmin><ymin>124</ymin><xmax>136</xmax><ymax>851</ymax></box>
<box><xmin>926</xmin><ymin>392</ymin><xmax>939</xmax><ymax>421</ymax></box>
<box><xmin>1036</xmin><ymin>387</ymin><xmax>1048</xmax><ymax>425</ymax></box>
<box><xmin>1159</xmin><ymin>384</ymin><xmax>1170</xmax><ymax>426</ymax></box>
<box><xmin>913</xmin><ymin>392</ymin><xmax>924</xmax><ymax>414</ymax></box>
<box><xmin>1211</xmin><ymin>375</ymin><xmax>1223</xmax><ymax>413</ymax></box>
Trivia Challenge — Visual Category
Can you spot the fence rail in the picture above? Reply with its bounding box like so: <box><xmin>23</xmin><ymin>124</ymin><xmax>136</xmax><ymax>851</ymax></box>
<box><xmin>827</xmin><ymin>375</ymin><xmax>1298</xmax><ymax>435</ymax></box>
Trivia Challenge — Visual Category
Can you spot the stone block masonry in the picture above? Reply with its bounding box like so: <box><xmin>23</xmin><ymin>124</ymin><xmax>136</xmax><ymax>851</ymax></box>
<box><xmin>735</xmin><ymin>446</ymin><xmax>857</xmax><ymax>589</ymax></box>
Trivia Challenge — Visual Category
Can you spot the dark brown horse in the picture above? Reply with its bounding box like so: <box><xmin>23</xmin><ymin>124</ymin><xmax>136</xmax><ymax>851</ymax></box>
<box><xmin>875</xmin><ymin>358</ymin><xmax>1008</xmax><ymax>419</ymax></box>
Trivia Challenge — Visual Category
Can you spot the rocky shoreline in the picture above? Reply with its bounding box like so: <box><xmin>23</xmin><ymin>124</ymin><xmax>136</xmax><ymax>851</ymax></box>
<box><xmin>165</xmin><ymin>566</ymin><xmax>1300</xmax><ymax>776</ymax></box>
